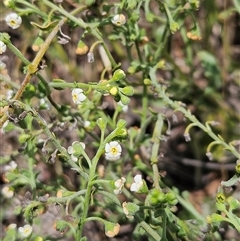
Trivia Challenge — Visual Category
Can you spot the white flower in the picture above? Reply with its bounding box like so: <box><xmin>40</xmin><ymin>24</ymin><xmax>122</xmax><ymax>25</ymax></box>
<box><xmin>0</xmin><ymin>61</ymin><xmax>7</xmax><ymax>71</ymax></box>
<box><xmin>67</xmin><ymin>141</ymin><xmax>86</xmax><ymax>162</ymax></box>
<box><xmin>118</xmin><ymin>101</ymin><xmax>128</xmax><ymax>113</ymax></box>
<box><xmin>84</xmin><ymin>120</ymin><xmax>91</xmax><ymax>128</ymax></box>
<box><xmin>122</xmin><ymin>202</ymin><xmax>134</xmax><ymax>219</ymax></box>
<box><xmin>5</xmin><ymin>12</ymin><xmax>22</xmax><ymax>29</ymax></box>
<box><xmin>71</xmin><ymin>88</ymin><xmax>86</xmax><ymax>104</ymax></box>
<box><xmin>114</xmin><ymin>177</ymin><xmax>126</xmax><ymax>195</ymax></box>
<box><xmin>111</xmin><ymin>14</ymin><xmax>126</xmax><ymax>26</ymax></box>
<box><xmin>0</xmin><ymin>41</ymin><xmax>7</xmax><ymax>54</ymax></box>
<box><xmin>18</xmin><ymin>224</ymin><xmax>32</xmax><ymax>237</ymax></box>
<box><xmin>4</xmin><ymin>160</ymin><xmax>17</xmax><ymax>172</ymax></box>
<box><xmin>130</xmin><ymin>174</ymin><xmax>144</xmax><ymax>192</ymax></box>
<box><xmin>6</xmin><ymin>90</ymin><xmax>14</xmax><ymax>100</ymax></box>
<box><xmin>105</xmin><ymin>141</ymin><xmax>122</xmax><ymax>161</ymax></box>
<box><xmin>1</xmin><ymin>186</ymin><xmax>14</xmax><ymax>198</ymax></box>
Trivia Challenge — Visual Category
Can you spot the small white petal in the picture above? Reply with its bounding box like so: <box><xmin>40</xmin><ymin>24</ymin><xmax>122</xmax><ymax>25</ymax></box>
<box><xmin>84</xmin><ymin>121</ymin><xmax>91</xmax><ymax>128</ymax></box>
<box><xmin>134</xmin><ymin>174</ymin><xmax>142</xmax><ymax>183</ymax></box>
<box><xmin>105</xmin><ymin>143</ymin><xmax>111</xmax><ymax>152</ymax></box>
<box><xmin>0</xmin><ymin>41</ymin><xmax>7</xmax><ymax>54</ymax></box>
<box><xmin>130</xmin><ymin>183</ymin><xmax>137</xmax><ymax>192</ymax></box>
<box><xmin>67</xmin><ymin>146</ymin><xmax>74</xmax><ymax>154</ymax></box>
<box><xmin>71</xmin><ymin>154</ymin><xmax>78</xmax><ymax>162</ymax></box>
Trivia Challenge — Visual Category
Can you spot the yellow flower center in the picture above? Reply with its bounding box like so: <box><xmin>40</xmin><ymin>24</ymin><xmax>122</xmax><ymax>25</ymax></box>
<box><xmin>111</xmin><ymin>147</ymin><xmax>118</xmax><ymax>154</ymax></box>
<box><xmin>10</xmin><ymin>20</ymin><xmax>16</xmax><ymax>25</ymax></box>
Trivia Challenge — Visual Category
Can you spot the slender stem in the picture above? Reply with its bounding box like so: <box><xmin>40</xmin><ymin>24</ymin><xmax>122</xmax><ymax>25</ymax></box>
<box><xmin>8</xmin><ymin>100</ymin><xmax>89</xmax><ymax>179</ymax></box>
<box><xmin>175</xmin><ymin>192</ymin><xmax>205</xmax><ymax>224</ymax></box>
<box><xmin>135</xmin><ymin>213</ymin><xmax>161</xmax><ymax>240</ymax></box>
<box><xmin>47</xmin><ymin>190</ymin><xmax>86</xmax><ymax>204</ymax></box>
<box><xmin>0</xmin><ymin>20</ymin><xmax>64</xmax><ymax>128</ymax></box>
<box><xmin>76</xmin><ymin>128</ymin><xmax>119</xmax><ymax>238</ymax></box>
<box><xmin>42</xmin><ymin>0</ymin><xmax>117</xmax><ymax>68</ymax></box>
<box><xmin>16</xmin><ymin>0</ymin><xmax>49</xmax><ymax>18</ymax></box>
<box><xmin>150</xmin><ymin>70</ymin><xmax>240</xmax><ymax>159</ymax></box>
<box><xmin>141</xmin><ymin>84</ymin><xmax>148</xmax><ymax>126</ymax></box>
<box><xmin>150</xmin><ymin>114</ymin><xmax>164</xmax><ymax>190</ymax></box>
<box><xmin>41</xmin><ymin>0</ymin><xmax>87</xmax><ymax>28</ymax></box>
<box><xmin>160</xmin><ymin>211</ymin><xmax>167</xmax><ymax>241</ymax></box>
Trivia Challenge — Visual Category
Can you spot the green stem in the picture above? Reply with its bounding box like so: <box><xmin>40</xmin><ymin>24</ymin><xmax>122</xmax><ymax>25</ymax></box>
<box><xmin>150</xmin><ymin>114</ymin><xmax>164</xmax><ymax>190</ymax></box>
<box><xmin>160</xmin><ymin>211</ymin><xmax>167</xmax><ymax>241</ymax></box>
<box><xmin>175</xmin><ymin>191</ymin><xmax>205</xmax><ymax>223</ymax></box>
<box><xmin>141</xmin><ymin>84</ymin><xmax>148</xmax><ymax>126</ymax></box>
<box><xmin>150</xmin><ymin>69</ymin><xmax>240</xmax><ymax>159</ymax></box>
<box><xmin>135</xmin><ymin>115</ymin><xmax>156</xmax><ymax>146</ymax></box>
<box><xmin>9</xmin><ymin>100</ymin><xmax>88</xmax><ymax>179</ymax></box>
<box><xmin>41</xmin><ymin>0</ymin><xmax>87</xmax><ymax>28</ymax></box>
<box><xmin>76</xmin><ymin>128</ymin><xmax>120</xmax><ymax>239</ymax></box>
<box><xmin>135</xmin><ymin>213</ymin><xmax>161</xmax><ymax>240</ymax></box>
<box><xmin>47</xmin><ymin>190</ymin><xmax>86</xmax><ymax>204</ymax></box>
<box><xmin>41</xmin><ymin>0</ymin><xmax>117</xmax><ymax>68</ymax></box>
<box><xmin>49</xmin><ymin>80</ymin><xmax>109</xmax><ymax>91</ymax></box>
<box><xmin>15</xmin><ymin>0</ymin><xmax>49</xmax><ymax>18</ymax></box>
<box><xmin>28</xmin><ymin>157</ymin><xmax>36</xmax><ymax>197</ymax></box>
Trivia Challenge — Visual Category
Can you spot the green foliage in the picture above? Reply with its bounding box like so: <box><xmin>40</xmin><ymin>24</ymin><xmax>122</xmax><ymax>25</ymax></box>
<box><xmin>1</xmin><ymin>0</ymin><xmax>239</xmax><ymax>240</ymax></box>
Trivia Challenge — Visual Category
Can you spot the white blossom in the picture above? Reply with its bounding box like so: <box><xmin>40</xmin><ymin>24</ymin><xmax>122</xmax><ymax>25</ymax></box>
<box><xmin>114</xmin><ymin>177</ymin><xmax>126</xmax><ymax>194</ymax></box>
<box><xmin>71</xmin><ymin>88</ymin><xmax>86</xmax><ymax>105</ymax></box>
<box><xmin>130</xmin><ymin>174</ymin><xmax>144</xmax><ymax>192</ymax></box>
<box><xmin>84</xmin><ymin>120</ymin><xmax>91</xmax><ymax>128</ymax></box>
<box><xmin>4</xmin><ymin>160</ymin><xmax>17</xmax><ymax>172</ymax></box>
<box><xmin>0</xmin><ymin>41</ymin><xmax>7</xmax><ymax>54</ymax></box>
<box><xmin>67</xmin><ymin>141</ymin><xmax>86</xmax><ymax>162</ymax></box>
<box><xmin>1</xmin><ymin>186</ymin><xmax>14</xmax><ymax>198</ymax></box>
<box><xmin>111</xmin><ymin>14</ymin><xmax>126</xmax><ymax>26</ymax></box>
<box><xmin>105</xmin><ymin>141</ymin><xmax>122</xmax><ymax>161</ymax></box>
<box><xmin>18</xmin><ymin>224</ymin><xmax>32</xmax><ymax>237</ymax></box>
<box><xmin>118</xmin><ymin>101</ymin><xmax>128</xmax><ymax>113</ymax></box>
<box><xmin>5</xmin><ymin>12</ymin><xmax>22</xmax><ymax>29</ymax></box>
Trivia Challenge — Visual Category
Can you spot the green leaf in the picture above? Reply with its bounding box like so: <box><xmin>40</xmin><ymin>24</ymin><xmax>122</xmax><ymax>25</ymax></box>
<box><xmin>85</xmin><ymin>0</ymin><xmax>95</xmax><ymax>6</ymax></box>
<box><xmin>120</xmin><ymin>86</ymin><xmax>134</xmax><ymax>96</ymax></box>
<box><xmin>80</xmin><ymin>237</ymin><xmax>88</xmax><ymax>241</ymax></box>
<box><xmin>116</xmin><ymin>119</ymin><xmax>126</xmax><ymax>128</ymax></box>
<box><xmin>30</xmin><ymin>20</ymin><xmax>58</xmax><ymax>31</ymax></box>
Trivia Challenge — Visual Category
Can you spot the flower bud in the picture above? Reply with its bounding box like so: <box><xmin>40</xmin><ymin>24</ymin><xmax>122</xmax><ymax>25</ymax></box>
<box><xmin>120</xmin><ymin>86</ymin><xmax>134</xmax><ymax>96</ymax></box>
<box><xmin>111</xmin><ymin>14</ymin><xmax>126</xmax><ymax>26</ymax></box>
<box><xmin>75</xmin><ymin>40</ymin><xmax>88</xmax><ymax>55</ymax></box>
<box><xmin>109</xmin><ymin>86</ymin><xmax>118</xmax><ymax>96</ymax></box>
